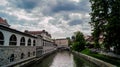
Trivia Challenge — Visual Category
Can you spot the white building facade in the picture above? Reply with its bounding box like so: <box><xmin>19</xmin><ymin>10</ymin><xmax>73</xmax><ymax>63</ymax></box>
<box><xmin>0</xmin><ymin>17</ymin><xmax>57</xmax><ymax>66</ymax></box>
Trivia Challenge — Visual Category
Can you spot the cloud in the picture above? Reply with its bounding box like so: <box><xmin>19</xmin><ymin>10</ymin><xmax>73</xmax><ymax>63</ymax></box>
<box><xmin>69</xmin><ymin>19</ymin><xmax>83</xmax><ymax>26</ymax></box>
<box><xmin>0</xmin><ymin>0</ymin><xmax>91</xmax><ymax>38</ymax></box>
<box><xmin>8</xmin><ymin>0</ymin><xmax>40</xmax><ymax>12</ymax></box>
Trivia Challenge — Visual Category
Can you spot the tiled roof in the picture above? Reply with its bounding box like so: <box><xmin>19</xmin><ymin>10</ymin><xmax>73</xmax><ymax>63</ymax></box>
<box><xmin>27</xmin><ymin>31</ymin><xmax>42</xmax><ymax>35</ymax></box>
<box><xmin>25</xmin><ymin>30</ymin><xmax>51</xmax><ymax>37</ymax></box>
<box><xmin>0</xmin><ymin>17</ymin><xmax>10</xmax><ymax>27</ymax></box>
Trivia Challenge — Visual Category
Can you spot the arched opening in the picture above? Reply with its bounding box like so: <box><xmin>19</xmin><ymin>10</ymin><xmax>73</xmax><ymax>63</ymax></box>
<box><xmin>33</xmin><ymin>40</ymin><xmax>36</xmax><ymax>46</ymax></box>
<box><xmin>9</xmin><ymin>34</ymin><xmax>17</xmax><ymax>45</ymax></box>
<box><xmin>21</xmin><ymin>53</ymin><xmax>24</xmax><ymax>59</ymax></box>
<box><xmin>28</xmin><ymin>52</ymin><xmax>30</xmax><ymax>57</ymax></box>
<box><xmin>10</xmin><ymin>54</ymin><xmax>14</xmax><ymax>62</ymax></box>
<box><xmin>28</xmin><ymin>39</ymin><xmax>31</xmax><ymax>46</ymax></box>
<box><xmin>0</xmin><ymin>31</ymin><xmax>4</xmax><ymax>45</ymax></box>
<box><xmin>20</xmin><ymin>37</ymin><xmax>25</xmax><ymax>46</ymax></box>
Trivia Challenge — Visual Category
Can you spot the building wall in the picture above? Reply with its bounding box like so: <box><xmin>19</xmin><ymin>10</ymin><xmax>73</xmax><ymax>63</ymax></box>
<box><xmin>0</xmin><ymin>46</ymin><xmax>36</xmax><ymax>66</ymax></box>
<box><xmin>55</xmin><ymin>39</ymin><xmax>68</xmax><ymax>47</ymax></box>
<box><xmin>42</xmin><ymin>40</ymin><xmax>56</xmax><ymax>55</ymax></box>
<box><xmin>0</xmin><ymin>29</ymin><xmax>37</xmax><ymax>66</ymax></box>
<box><xmin>41</xmin><ymin>33</ymin><xmax>53</xmax><ymax>42</ymax></box>
<box><xmin>0</xmin><ymin>24</ymin><xmax>57</xmax><ymax>66</ymax></box>
<box><xmin>36</xmin><ymin>37</ymin><xmax>43</xmax><ymax>57</ymax></box>
<box><xmin>36</xmin><ymin>37</ymin><xmax>43</xmax><ymax>46</ymax></box>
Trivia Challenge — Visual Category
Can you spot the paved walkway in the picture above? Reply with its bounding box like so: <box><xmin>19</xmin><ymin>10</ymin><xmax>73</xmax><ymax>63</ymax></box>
<box><xmin>100</xmin><ymin>51</ymin><xmax>120</xmax><ymax>59</ymax></box>
<box><xmin>90</xmin><ymin>49</ymin><xmax>120</xmax><ymax>59</ymax></box>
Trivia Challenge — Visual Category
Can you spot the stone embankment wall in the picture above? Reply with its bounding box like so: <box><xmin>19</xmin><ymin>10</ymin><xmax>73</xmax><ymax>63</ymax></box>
<box><xmin>20</xmin><ymin>49</ymin><xmax>57</xmax><ymax>67</ymax></box>
<box><xmin>72</xmin><ymin>51</ymin><xmax>116</xmax><ymax>67</ymax></box>
<box><xmin>0</xmin><ymin>46</ymin><xmax>36</xmax><ymax>67</ymax></box>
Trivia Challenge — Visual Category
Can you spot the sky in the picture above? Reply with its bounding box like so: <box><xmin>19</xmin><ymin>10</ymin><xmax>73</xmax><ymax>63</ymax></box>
<box><xmin>0</xmin><ymin>0</ymin><xmax>92</xmax><ymax>39</ymax></box>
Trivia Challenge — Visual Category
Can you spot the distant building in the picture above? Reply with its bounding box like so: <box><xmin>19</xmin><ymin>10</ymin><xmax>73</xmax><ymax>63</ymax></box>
<box><xmin>55</xmin><ymin>38</ymin><xmax>68</xmax><ymax>47</ymax></box>
<box><xmin>0</xmin><ymin>17</ymin><xmax>10</xmax><ymax>27</ymax></box>
<box><xmin>25</xmin><ymin>30</ymin><xmax>53</xmax><ymax>42</ymax></box>
<box><xmin>85</xmin><ymin>35</ymin><xmax>94</xmax><ymax>44</ymax></box>
<box><xmin>85</xmin><ymin>35</ymin><xmax>104</xmax><ymax>44</ymax></box>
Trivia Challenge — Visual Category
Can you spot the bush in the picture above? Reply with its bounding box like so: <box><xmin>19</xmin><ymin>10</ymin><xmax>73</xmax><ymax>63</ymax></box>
<box><xmin>72</xmin><ymin>42</ymin><xmax>85</xmax><ymax>52</ymax></box>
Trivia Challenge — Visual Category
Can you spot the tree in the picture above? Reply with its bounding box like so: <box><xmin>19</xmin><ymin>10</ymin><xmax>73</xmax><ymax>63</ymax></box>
<box><xmin>71</xmin><ymin>31</ymin><xmax>86</xmax><ymax>51</ymax></box>
<box><xmin>89</xmin><ymin>0</ymin><xmax>108</xmax><ymax>48</ymax></box>
<box><xmin>90</xmin><ymin>0</ymin><xmax>120</xmax><ymax>54</ymax></box>
<box><xmin>104</xmin><ymin>0</ymin><xmax>120</xmax><ymax>54</ymax></box>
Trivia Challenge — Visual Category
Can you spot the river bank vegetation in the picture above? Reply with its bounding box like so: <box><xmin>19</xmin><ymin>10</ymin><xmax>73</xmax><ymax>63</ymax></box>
<box><xmin>81</xmin><ymin>49</ymin><xmax>120</xmax><ymax>67</ymax></box>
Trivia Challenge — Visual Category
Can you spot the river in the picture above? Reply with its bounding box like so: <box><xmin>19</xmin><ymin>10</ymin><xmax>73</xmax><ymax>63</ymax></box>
<box><xmin>28</xmin><ymin>51</ymin><xmax>98</xmax><ymax>67</ymax></box>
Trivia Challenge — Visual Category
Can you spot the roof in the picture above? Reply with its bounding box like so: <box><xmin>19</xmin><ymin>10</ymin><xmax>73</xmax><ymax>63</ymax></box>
<box><xmin>0</xmin><ymin>17</ymin><xmax>10</xmax><ymax>27</ymax></box>
<box><xmin>25</xmin><ymin>31</ymin><xmax>42</xmax><ymax>35</ymax></box>
<box><xmin>85</xmin><ymin>36</ymin><xmax>94</xmax><ymax>42</ymax></box>
<box><xmin>0</xmin><ymin>25</ymin><xmax>37</xmax><ymax>38</ymax></box>
<box><xmin>25</xmin><ymin>30</ymin><xmax>51</xmax><ymax>37</ymax></box>
<box><xmin>55</xmin><ymin>38</ymin><xmax>68</xmax><ymax>40</ymax></box>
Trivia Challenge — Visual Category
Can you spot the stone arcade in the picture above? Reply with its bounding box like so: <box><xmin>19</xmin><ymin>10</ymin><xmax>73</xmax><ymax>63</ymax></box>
<box><xmin>0</xmin><ymin>17</ymin><xmax>57</xmax><ymax>66</ymax></box>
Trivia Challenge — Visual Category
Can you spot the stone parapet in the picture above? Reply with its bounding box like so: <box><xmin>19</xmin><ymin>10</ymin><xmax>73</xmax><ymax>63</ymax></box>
<box><xmin>72</xmin><ymin>51</ymin><xmax>116</xmax><ymax>67</ymax></box>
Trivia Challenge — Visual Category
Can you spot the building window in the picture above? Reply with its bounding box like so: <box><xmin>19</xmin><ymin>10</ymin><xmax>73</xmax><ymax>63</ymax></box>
<box><xmin>0</xmin><ymin>31</ymin><xmax>4</xmax><ymax>45</ymax></box>
<box><xmin>28</xmin><ymin>39</ymin><xmax>31</xmax><ymax>46</ymax></box>
<box><xmin>28</xmin><ymin>52</ymin><xmax>30</xmax><ymax>57</ymax></box>
<box><xmin>21</xmin><ymin>53</ymin><xmax>24</xmax><ymax>59</ymax></box>
<box><xmin>10</xmin><ymin>54</ymin><xmax>14</xmax><ymax>62</ymax></box>
<box><xmin>33</xmin><ymin>40</ymin><xmax>36</xmax><ymax>46</ymax></box>
<box><xmin>33</xmin><ymin>51</ymin><xmax>35</xmax><ymax>56</ymax></box>
<box><xmin>9</xmin><ymin>34</ymin><xmax>17</xmax><ymax>45</ymax></box>
<box><xmin>20</xmin><ymin>37</ymin><xmax>25</xmax><ymax>46</ymax></box>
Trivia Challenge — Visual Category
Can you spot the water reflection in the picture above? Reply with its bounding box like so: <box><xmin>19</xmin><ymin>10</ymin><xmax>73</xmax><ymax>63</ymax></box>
<box><xmin>29</xmin><ymin>51</ymin><xmax>98</xmax><ymax>67</ymax></box>
<box><xmin>29</xmin><ymin>53</ymin><xmax>56</xmax><ymax>67</ymax></box>
<box><xmin>50</xmin><ymin>51</ymin><xmax>75</xmax><ymax>67</ymax></box>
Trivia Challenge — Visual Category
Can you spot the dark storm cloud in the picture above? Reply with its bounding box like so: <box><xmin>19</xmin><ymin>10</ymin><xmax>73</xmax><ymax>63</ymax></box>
<box><xmin>23</xmin><ymin>0</ymin><xmax>90</xmax><ymax>16</ymax></box>
<box><xmin>17</xmin><ymin>1</ymin><xmax>37</xmax><ymax>9</ymax></box>
<box><xmin>8</xmin><ymin>0</ymin><xmax>90</xmax><ymax>16</ymax></box>
<box><xmin>51</xmin><ymin>0</ymin><xmax>90</xmax><ymax>14</ymax></box>
<box><xmin>68</xmin><ymin>19</ymin><xmax>83</xmax><ymax>26</ymax></box>
<box><xmin>8</xmin><ymin>0</ymin><xmax>40</xmax><ymax>12</ymax></box>
<box><xmin>52</xmin><ymin>1</ymin><xmax>77</xmax><ymax>13</ymax></box>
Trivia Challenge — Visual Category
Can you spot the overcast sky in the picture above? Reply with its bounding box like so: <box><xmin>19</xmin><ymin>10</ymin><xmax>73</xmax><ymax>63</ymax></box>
<box><xmin>0</xmin><ymin>0</ymin><xmax>92</xmax><ymax>38</ymax></box>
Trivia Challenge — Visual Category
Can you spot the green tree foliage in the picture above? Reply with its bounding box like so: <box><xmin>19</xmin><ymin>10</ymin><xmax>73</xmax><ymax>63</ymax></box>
<box><xmin>104</xmin><ymin>0</ymin><xmax>120</xmax><ymax>53</ymax></box>
<box><xmin>71</xmin><ymin>31</ymin><xmax>86</xmax><ymax>51</ymax></box>
<box><xmin>90</xmin><ymin>0</ymin><xmax>120</xmax><ymax>54</ymax></box>
<box><xmin>89</xmin><ymin>0</ymin><xmax>108</xmax><ymax>48</ymax></box>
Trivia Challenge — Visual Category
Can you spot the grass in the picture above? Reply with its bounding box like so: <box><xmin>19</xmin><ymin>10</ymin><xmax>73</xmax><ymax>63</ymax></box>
<box><xmin>81</xmin><ymin>49</ymin><xmax>120</xmax><ymax>67</ymax></box>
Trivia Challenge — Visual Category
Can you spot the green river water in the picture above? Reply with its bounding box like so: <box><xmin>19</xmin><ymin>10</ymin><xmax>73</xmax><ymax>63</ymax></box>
<box><xmin>28</xmin><ymin>51</ymin><xmax>98</xmax><ymax>67</ymax></box>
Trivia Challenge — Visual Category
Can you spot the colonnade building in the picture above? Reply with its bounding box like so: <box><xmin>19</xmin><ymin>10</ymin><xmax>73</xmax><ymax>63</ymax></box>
<box><xmin>0</xmin><ymin>17</ymin><xmax>57</xmax><ymax>66</ymax></box>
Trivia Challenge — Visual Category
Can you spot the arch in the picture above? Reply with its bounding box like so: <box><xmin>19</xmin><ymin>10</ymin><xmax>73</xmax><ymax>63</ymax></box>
<box><xmin>28</xmin><ymin>52</ymin><xmax>30</xmax><ymax>57</ymax></box>
<box><xmin>21</xmin><ymin>53</ymin><xmax>24</xmax><ymax>59</ymax></box>
<box><xmin>0</xmin><ymin>31</ymin><xmax>4</xmax><ymax>45</ymax></box>
<box><xmin>20</xmin><ymin>37</ymin><xmax>25</xmax><ymax>46</ymax></box>
<box><xmin>10</xmin><ymin>54</ymin><xmax>14</xmax><ymax>62</ymax></box>
<box><xmin>28</xmin><ymin>39</ymin><xmax>31</xmax><ymax>46</ymax></box>
<box><xmin>33</xmin><ymin>40</ymin><xmax>36</xmax><ymax>46</ymax></box>
<box><xmin>9</xmin><ymin>34</ymin><xmax>17</xmax><ymax>45</ymax></box>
